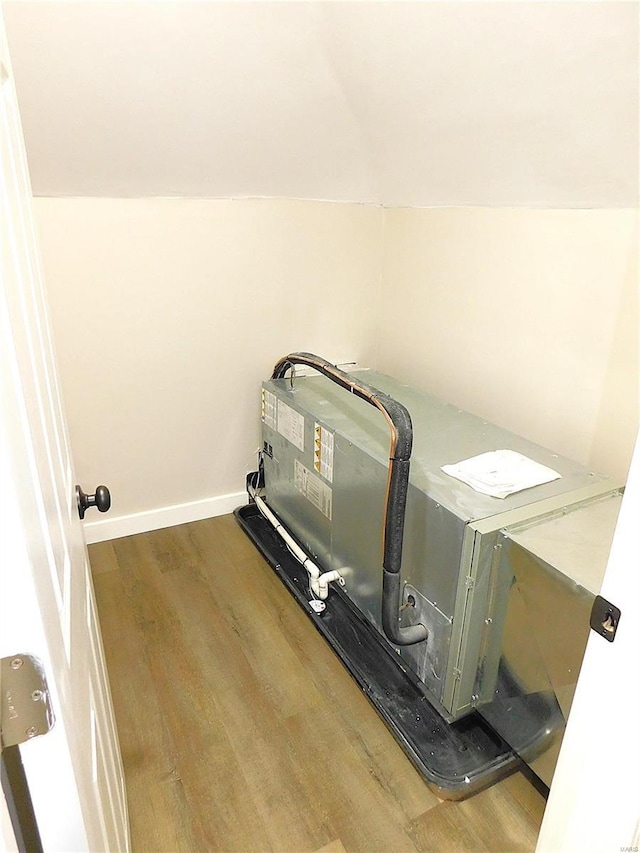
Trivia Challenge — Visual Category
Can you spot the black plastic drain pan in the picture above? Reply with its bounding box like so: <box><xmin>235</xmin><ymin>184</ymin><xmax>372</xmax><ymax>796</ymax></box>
<box><xmin>234</xmin><ymin>502</ymin><xmax>529</xmax><ymax>799</ymax></box>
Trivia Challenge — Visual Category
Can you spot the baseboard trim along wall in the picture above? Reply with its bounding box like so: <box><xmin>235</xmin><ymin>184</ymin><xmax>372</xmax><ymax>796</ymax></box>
<box><xmin>83</xmin><ymin>490</ymin><xmax>248</xmax><ymax>544</ymax></box>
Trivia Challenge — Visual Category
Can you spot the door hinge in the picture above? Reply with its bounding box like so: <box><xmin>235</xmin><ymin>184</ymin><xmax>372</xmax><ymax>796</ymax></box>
<box><xmin>1</xmin><ymin>655</ymin><xmax>55</xmax><ymax>749</ymax></box>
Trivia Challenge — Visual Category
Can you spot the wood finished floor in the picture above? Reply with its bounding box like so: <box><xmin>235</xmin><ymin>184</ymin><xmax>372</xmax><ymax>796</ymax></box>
<box><xmin>89</xmin><ymin>514</ymin><xmax>546</xmax><ymax>853</ymax></box>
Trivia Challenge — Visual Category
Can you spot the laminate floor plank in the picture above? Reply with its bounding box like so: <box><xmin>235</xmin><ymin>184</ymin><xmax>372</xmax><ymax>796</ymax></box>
<box><xmin>89</xmin><ymin>514</ymin><xmax>546</xmax><ymax>853</ymax></box>
<box><xmin>314</xmin><ymin>842</ymin><xmax>348</xmax><ymax>853</ymax></box>
<box><xmin>92</xmin><ymin>568</ymin><xmax>177</xmax><ymax>778</ymax></box>
<box><xmin>159</xmin><ymin>565</ymin><xmax>334</xmax><ymax>853</ymax></box>
<box><xmin>99</xmin><ymin>534</ymin><xmax>273</xmax><ymax>852</ymax></box>
<box><xmin>407</xmin><ymin>772</ymin><xmax>545</xmax><ymax>853</ymax></box>
<box><xmin>222</xmin><ymin>552</ymin><xmax>439</xmax><ymax>825</ymax></box>
<box><xmin>146</xmin><ymin>524</ymin><xmax>206</xmax><ymax>574</ymax></box>
<box><xmin>185</xmin><ymin>522</ymin><xmax>326</xmax><ymax>721</ymax></box>
<box><xmin>191</xmin><ymin>520</ymin><xmax>438</xmax><ymax>826</ymax></box>
<box><xmin>92</xmin><ymin>572</ymin><xmax>203</xmax><ymax>851</ymax></box>
<box><xmin>284</xmin><ymin>702</ymin><xmax>420</xmax><ymax>853</ymax></box>
<box><xmin>88</xmin><ymin>539</ymin><xmax>120</xmax><ymax>575</ymax></box>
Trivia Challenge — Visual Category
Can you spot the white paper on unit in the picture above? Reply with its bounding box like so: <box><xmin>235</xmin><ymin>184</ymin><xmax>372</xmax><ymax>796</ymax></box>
<box><xmin>441</xmin><ymin>449</ymin><xmax>561</xmax><ymax>499</ymax></box>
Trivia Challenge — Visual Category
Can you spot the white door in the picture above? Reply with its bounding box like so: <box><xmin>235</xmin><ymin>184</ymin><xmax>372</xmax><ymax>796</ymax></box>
<box><xmin>0</xmin><ymin>14</ymin><xmax>129</xmax><ymax>853</ymax></box>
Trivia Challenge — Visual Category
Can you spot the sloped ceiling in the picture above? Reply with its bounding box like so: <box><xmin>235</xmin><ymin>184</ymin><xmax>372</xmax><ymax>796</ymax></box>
<box><xmin>4</xmin><ymin>1</ymin><xmax>638</xmax><ymax>207</ymax></box>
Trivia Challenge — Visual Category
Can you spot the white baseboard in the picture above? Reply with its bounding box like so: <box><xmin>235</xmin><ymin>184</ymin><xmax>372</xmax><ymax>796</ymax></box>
<box><xmin>83</xmin><ymin>490</ymin><xmax>248</xmax><ymax>544</ymax></box>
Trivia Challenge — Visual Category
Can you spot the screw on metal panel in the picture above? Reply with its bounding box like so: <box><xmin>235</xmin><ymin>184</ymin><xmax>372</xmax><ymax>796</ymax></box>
<box><xmin>471</xmin><ymin>694</ymin><xmax>479</xmax><ymax>702</ymax></box>
<box><xmin>26</xmin><ymin>727</ymin><xmax>38</xmax><ymax>739</ymax></box>
<box><xmin>485</xmin><ymin>618</ymin><xmax>492</xmax><ymax>625</ymax></box>
<box><xmin>10</xmin><ymin>658</ymin><xmax>23</xmax><ymax>670</ymax></box>
<box><xmin>31</xmin><ymin>690</ymin><xmax>44</xmax><ymax>702</ymax></box>
<box><xmin>493</xmin><ymin>544</ymin><xmax>502</xmax><ymax>551</ymax></box>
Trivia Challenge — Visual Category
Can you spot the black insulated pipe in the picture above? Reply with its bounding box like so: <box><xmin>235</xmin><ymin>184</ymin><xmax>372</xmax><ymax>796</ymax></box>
<box><xmin>271</xmin><ymin>352</ymin><xmax>428</xmax><ymax>646</ymax></box>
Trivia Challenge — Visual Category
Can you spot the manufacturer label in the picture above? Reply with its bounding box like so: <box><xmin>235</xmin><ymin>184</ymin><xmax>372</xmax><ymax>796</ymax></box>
<box><xmin>294</xmin><ymin>459</ymin><xmax>332</xmax><ymax>520</ymax></box>
<box><xmin>277</xmin><ymin>400</ymin><xmax>305</xmax><ymax>451</ymax></box>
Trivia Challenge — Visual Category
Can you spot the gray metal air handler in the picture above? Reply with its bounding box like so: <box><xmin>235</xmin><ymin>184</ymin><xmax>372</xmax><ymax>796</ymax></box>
<box><xmin>235</xmin><ymin>353</ymin><xmax>622</xmax><ymax>798</ymax></box>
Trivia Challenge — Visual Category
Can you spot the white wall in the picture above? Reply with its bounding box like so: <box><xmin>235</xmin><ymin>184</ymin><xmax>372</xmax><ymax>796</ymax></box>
<box><xmin>33</xmin><ymin>198</ymin><xmax>384</xmax><ymax>540</ymax></box>
<box><xmin>378</xmin><ymin>208</ymin><xmax>640</xmax><ymax>478</ymax></box>
<box><xmin>377</xmin><ymin>208</ymin><xmax>638</xmax><ymax>482</ymax></box>
<box><xmin>34</xmin><ymin>199</ymin><xmax>638</xmax><ymax>542</ymax></box>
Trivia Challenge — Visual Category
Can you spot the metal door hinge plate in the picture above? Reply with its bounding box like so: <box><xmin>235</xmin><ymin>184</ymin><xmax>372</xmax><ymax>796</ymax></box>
<box><xmin>590</xmin><ymin>596</ymin><xmax>621</xmax><ymax>643</ymax></box>
<box><xmin>1</xmin><ymin>655</ymin><xmax>55</xmax><ymax>749</ymax></box>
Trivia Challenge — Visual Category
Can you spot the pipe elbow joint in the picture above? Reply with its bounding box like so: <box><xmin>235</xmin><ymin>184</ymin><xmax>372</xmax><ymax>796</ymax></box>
<box><xmin>382</xmin><ymin>571</ymin><xmax>428</xmax><ymax>647</ymax></box>
<box><xmin>316</xmin><ymin>569</ymin><xmax>343</xmax><ymax>600</ymax></box>
<box><xmin>385</xmin><ymin>621</ymin><xmax>429</xmax><ymax>646</ymax></box>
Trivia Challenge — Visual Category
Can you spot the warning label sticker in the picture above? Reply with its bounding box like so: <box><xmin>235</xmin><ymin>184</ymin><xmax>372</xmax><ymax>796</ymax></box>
<box><xmin>277</xmin><ymin>400</ymin><xmax>305</xmax><ymax>451</ymax></box>
<box><xmin>314</xmin><ymin>423</ymin><xmax>334</xmax><ymax>483</ymax></box>
<box><xmin>294</xmin><ymin>459</ymin><xmax>332</xmax><ymax>520</ymax></box>
<box><xmin>261</xmin><ymin>389</ymin><xmax>277</xmax><ymax>430</ymax></box>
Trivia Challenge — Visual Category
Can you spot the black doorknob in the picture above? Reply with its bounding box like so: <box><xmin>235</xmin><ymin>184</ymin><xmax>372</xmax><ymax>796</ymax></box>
<box><xmin>76</xmin><ymin>485</ymin><xmax>111</xmax><ymax>520</ymax></box>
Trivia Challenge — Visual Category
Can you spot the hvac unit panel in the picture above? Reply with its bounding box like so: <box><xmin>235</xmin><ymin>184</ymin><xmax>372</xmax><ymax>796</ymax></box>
<box><xmin>477</xmin><ymin>490</ymin><xmax>622</xmax><ymax>787</ymax></box>
<box><xmin>261</xmin><ymin>418</ymin><xmax>333</xmax><ymax>572</ymax></box>
<box><xmin>260</xmin><ymin>369</ymin><xmax>617</xmax><ymax>722</ymax></box>
<box><xmin>329</xmin><ymin>438</ymin><xmax>388</xmax><ymax>628</ymax></box>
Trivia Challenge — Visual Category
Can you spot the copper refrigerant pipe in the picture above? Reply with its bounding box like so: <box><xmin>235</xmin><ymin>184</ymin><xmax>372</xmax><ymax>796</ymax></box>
<box><xmin>271</xmin><ymin>352</ymin><xmax>428</xmax><ymax>646</ymax></box>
